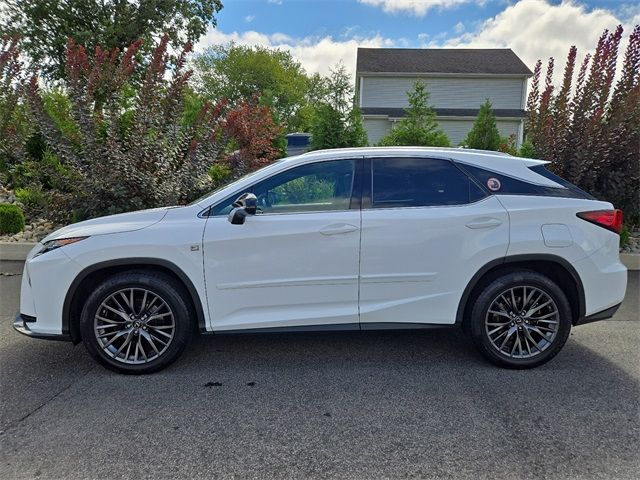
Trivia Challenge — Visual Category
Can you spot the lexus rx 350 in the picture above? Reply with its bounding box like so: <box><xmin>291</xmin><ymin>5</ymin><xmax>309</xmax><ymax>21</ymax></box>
<box><xmin>14</xmin><ymin>147</ymin><xmax>627</xmax><ymax>373</ymax></box>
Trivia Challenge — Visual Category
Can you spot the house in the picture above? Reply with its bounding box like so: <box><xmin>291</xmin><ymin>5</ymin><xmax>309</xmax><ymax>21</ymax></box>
<box><xmin>356</xmin><ymin>48</ymin><xmax>532</xmax><ymax>147</ymax></box>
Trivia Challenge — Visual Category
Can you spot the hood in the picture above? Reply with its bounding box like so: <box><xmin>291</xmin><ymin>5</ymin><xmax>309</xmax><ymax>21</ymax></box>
<box><xmin>42</xmin><ymin>207</ymin><xmax>173</xmax><ymax>243</ymax></box>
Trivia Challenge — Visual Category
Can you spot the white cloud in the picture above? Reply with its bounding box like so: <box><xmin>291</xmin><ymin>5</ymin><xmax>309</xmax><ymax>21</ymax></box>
<box><xmin>453</xmin><ymin>21</ymin><xmax>465</xmax><ymax>34</ymax></box>
<box><xmin>194</xmin><ymin>29</ymin><xmax>395</xmax><ymax>77</ymax></box>
<box><xmin>433</xmin><ymin>0</ymin><xmax>637</xmax><ymax>80</ymax></box>
<box><xmin>358</xmin><ymin>0</ymin><xmax>480</xmax><ymax>17</ymax></box>
<box><xmin>244</xmin><ymin>15</ymin><xmax>255</xmax><ymax>23</ymax></box>
<box><xmin>267</xmin><ymin>0</ymin><xmax>282</xmax><ymax>4</ymax></box>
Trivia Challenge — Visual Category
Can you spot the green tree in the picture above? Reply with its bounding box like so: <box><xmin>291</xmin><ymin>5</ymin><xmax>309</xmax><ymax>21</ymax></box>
<box><xmin>309</xmin><ymin>64</ymin><xmax>367</xmax><ymax>150</ymax></box>
<box><xmin>1</xmin><ymin>0</ymin><xmax>223</xmax><ymax>80</ymax></box>
<box><xmin>462</xmin><ymin>99</ymin><xmax>501</xmax><ymax>150</ymax></box>
<box><xmin>518</xmin><ymin>138</ymin><xmax>536</xmax><ymax>158</ymax></box>
<box><xmin>378</xmin><ymin>81</ymin><xmax>449</xmax><ymax>147</ymax></box>
<box><xmin>194</xmin><ymin>44</ymin><xmax>310</xmax><ymax>131</ymax></box>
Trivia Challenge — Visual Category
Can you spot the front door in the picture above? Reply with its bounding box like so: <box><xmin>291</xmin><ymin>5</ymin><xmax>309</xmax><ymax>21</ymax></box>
<box><xmin>359</xmin><ymin>157</ymin><xmax>510</xmax><ymax>327</ymax></box>
<box><xmin>202</xmin><ymin>158</ymin><xmax>362</xmax><ymax>331</ymax></box>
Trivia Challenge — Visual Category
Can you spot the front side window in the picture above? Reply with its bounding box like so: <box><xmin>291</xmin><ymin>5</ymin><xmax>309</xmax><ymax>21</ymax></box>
<box><xmin>211</xmin><ymin>159</ymin><xmax>356</xmax><ymax>215</ymax></box>
<box><xmin>371</xmin><ymin>157</ymin><xmax>485</xmax><ymax>208</ymax></box>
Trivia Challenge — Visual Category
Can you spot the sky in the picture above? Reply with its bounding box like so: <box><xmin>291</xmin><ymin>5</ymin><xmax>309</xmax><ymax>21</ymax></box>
<box><xmin>195</xmin><ymin>0</ymin><xmax>640</xmax><ymax>78</ymax></box>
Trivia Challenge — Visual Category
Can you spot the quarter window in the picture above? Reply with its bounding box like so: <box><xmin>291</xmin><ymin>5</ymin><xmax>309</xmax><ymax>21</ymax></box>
<box><xmin>211</xmin><ymin>159</ymin><xmax>356</xmax><ymax>215</ymax></box>
<box><xmin>371</xmin><ymin>157</ymin><xmax>485</xmax><ymax>208</ymax></box>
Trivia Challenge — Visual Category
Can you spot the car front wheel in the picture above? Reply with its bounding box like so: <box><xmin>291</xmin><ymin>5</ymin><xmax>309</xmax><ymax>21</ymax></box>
<box><xmin>79</xmin><ymin>271</ymin><xmax>193</xmax><ymax>374</ymax></box>
<box><xmin>469</xmin><ymin>270</ymin><xmax>572</xmax><ymax>369</ymax></box>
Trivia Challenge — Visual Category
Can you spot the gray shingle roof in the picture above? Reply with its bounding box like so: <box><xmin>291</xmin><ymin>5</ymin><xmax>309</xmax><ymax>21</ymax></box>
<box><xmin>361</xmin><ymin>107</ymin><xmax>527</xmax><ymax>118</ymax></box>
<box><xmin>357</xmin><ymin>48</ymin><xmax>532</xmax><ymax>76</ymax></box>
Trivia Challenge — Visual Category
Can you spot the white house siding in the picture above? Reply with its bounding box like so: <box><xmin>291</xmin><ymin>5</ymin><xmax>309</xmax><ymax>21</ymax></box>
<box><xmin>364</xmin><ymin>117</ymin><xmax>522</xmax><ymax>146</ymax></box>
<box><xmin>363</xmin><ymin>118</ymin><xmax>392</xmax><ymax>145</ymax></box>
<box><xmin>361</xmin><ymin>76</ymin><xmax>524</xmax><ymax>110</ymax></box>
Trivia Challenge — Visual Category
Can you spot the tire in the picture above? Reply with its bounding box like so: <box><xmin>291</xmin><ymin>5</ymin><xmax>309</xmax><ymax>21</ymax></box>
<box><xmin>79</xmin><ymin>270</ymin><xmax>193</xmax><ymax>374</ymax></box>
<box><xmin>469</xmin><ymin>270</ymin><xmax>572</xmax><ymax>369</ymax></box>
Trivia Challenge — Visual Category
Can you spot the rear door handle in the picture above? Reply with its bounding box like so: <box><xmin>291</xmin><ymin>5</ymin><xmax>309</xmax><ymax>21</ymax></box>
<box><xmin>465</xmin><ymin>218</ymin><xmax>503</xmax><ymax>229</ymax></box>
<box><xmin>320</xmin><ymin>223</ymin><xmax>359</xmax><ymax>236</ymax></box>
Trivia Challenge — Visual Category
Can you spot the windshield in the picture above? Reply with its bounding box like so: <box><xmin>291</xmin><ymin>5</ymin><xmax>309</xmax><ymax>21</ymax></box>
<box><xmin>188</xmin><ymin>157</ymin><xmax>291</xmax><ymax>207</ymax></box>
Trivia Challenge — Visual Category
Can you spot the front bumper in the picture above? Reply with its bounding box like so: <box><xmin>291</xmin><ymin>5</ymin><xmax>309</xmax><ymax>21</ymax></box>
<box><xmin>13</xmin><ymin>313</ymin><xmax>71</xmax><ymax>342</ymax></box>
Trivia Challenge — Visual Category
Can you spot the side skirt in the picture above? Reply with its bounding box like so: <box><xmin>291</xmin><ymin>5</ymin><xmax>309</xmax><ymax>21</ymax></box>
<box><xmin>208</xmin><ymin>322</ymin><xmax>458</xmax><ymax>335</ymax></box>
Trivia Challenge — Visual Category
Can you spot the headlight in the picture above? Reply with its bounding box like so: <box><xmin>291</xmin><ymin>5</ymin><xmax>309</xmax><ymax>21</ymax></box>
<box><xmin>35</xmin><ymin>237</ymin><xmax>89</xmax><ymax>257</ymax></box>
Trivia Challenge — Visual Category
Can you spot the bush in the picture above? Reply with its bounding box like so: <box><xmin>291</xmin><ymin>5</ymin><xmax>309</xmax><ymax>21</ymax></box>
<box><xmin>518</xmin><ymin>138</ymin><xmax>537</xmax><ymax>158</ymax></box>
<box><xmin>0</xmin><ymin>203</ymin><xmax>25</xmax><ymax>234</ymax></box>
<box><xmin>498</xmin><ymin>135</ymin><xmax>518</xmax><ymax>155</ymax></box>
<box><xmin>620</xmin><ymin>226</ymin><xmax>630</xmax><ymax>248</ymax></box>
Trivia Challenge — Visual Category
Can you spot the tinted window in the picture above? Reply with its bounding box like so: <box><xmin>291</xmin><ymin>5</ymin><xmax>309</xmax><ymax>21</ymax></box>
<box><xmin>211</xmin><ymin>160</ymin><xmax>356</xmax><ymax>215</ymax></box>
<box><xmin>461</xmin><ymin>163</ymin><xmax>593</xmax><ymax>199</ymax></box>
<box><xmin>528</xmin><ymin>165</ymin><xmax>594</xmax><ymax>199</ymax></box>
<box><xmin>371</xmin><ymin>158</ymin><xmax>485</xmax><ymax>208</ymax></box>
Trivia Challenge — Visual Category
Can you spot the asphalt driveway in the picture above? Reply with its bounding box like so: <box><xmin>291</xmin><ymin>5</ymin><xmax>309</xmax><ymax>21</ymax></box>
<box><xmin>1</xmin><ymin>260</ymin><xmax>638</xmax><ymax>479</ymax></box>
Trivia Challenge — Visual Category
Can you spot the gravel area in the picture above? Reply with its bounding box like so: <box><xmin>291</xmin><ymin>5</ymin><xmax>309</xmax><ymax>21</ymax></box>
<box><xmin>621</xmin><ymin>231</ymin><xmax>640</xmax><ymax>254</ymax></box>
<box><xmin>0</xmin><ymin>186</ymin><xmax>59</xmax><ymax>243</ymax></box>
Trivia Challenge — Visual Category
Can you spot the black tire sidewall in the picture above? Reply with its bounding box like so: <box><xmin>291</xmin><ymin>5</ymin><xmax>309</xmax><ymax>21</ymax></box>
<box><xmin>80</xmin><ymin>271</ymin><xmax>192</xmax><ymax>374</ymax></box>
<box><xmin>470</xmin><ymin>271</ymin><xmax>572</xmax><ymax>369</ymax></box>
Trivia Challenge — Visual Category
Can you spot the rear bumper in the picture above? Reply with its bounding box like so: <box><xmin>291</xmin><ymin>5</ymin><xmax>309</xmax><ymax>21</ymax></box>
<box><xmin>575</xmin><ymin>303</ymin><xmax>622</xmax><ymax>326</ymax></box>
<box><xmin>13</xmin><ymin>313</ymin><xmax>71</xmax><ymax>342</ymax></box>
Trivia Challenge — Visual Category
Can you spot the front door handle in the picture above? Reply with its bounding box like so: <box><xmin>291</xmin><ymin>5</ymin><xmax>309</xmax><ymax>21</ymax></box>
<box><xmin>465</xmin><ymin>218</ymin><xmax>503</xmax><ymax>229</ymax></box>
<box><xmin>320</xmin><ymin>223</ymin><xmax>359</xmax><ymax>236</ymax></box>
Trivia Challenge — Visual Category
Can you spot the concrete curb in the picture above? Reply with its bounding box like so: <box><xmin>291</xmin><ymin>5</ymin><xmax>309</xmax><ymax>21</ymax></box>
<box><xmin>1</xmin><ymin>241</ymin><xmax>639</xmax><ymax>270</ymax></box>
<box><xmin>620</xmin><ymin>253</ymin><xmax>640</xmax><ymax>271</ymax></box>
<box><xmin>0</xmin><ymin>242</ymin><xmax>37</xmax><ymax>261</ymax></box>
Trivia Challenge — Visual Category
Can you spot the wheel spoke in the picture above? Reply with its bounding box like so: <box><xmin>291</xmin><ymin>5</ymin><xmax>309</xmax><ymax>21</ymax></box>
<box><xmin>523</xmin><ymin>327</ymin><xmax>543</xmax><ymax>352</ymax></box>
<box><xmin>488</xmin><ymin>324</ymin><xmax>509</xmax><ymax>336</ymax></box>
<box><xmin>114</xmin><ymin>331</ymin><xmax>134</xmax><ymax>358</ymax></box>
<box><xmin>510</xmin><ymin>288</ymin><xmax>518</xmax><ymax>312</ymax></box>
<box><xmin>146</xmin><ymin>312</ymin><xmax>173</xmax><ymax>322</ymax></box>
<box><xmin>141</xmin><ymin>331</ymin><xmax>160</xmax><ymax>355</ymax></box>
<box><xmin>499</xmin><ymin>326</ymin><xmax>517</xmax><ymax>351</ymax></box>
<box><xmin>102</xmin><ymin>330</ymin><xmax>130</xmax><ymax>349</ymax></box>
<box><xmin>102</xmin><ymin>305</ymin><xmax>130</xmax><ymax>322</ymax></box>
<box><xmin>139</xmin><ymin>290</ymin><xmax>148</xmax><ymax>316</ymax></box>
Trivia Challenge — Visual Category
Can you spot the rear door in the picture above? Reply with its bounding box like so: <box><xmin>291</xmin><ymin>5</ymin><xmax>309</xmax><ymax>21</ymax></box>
<box><xmin>359</xmin><ymin>156</ymin><xmax>510</xmax><ymax>327</ymax></box>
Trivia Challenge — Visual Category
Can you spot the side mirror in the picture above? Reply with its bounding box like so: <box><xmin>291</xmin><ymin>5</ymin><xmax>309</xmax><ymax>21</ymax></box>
<box><xmin>227</xmin><ymin>193</ymin><xmax>257</xmax><ymax>225</ymax></box>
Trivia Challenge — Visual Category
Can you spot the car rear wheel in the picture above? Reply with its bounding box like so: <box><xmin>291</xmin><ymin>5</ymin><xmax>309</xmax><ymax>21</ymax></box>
<box><xmin>80</xmin><ymin>271</ymin><xmax>193</xmax><ymax>374</ymax></box>
<box><xmin>469</xmin><ymin>270</ymin><xmax>572</xmax><ymax>369</ymax></box>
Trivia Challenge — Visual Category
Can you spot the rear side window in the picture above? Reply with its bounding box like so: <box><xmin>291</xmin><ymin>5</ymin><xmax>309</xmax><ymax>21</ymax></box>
<box><xmin>528</xmin><ymin>165</ymin><xmax>594</xmax><ymax>199</ymax></box>
<box><xmin>460</xmin><ymin>163</ymin><xmax>593</xmax><ymax>199</ymax></box>
<box><xmin>371</xmin><ymin>157</ymin><xmax>486</xmax><ymax>208</ymax></box>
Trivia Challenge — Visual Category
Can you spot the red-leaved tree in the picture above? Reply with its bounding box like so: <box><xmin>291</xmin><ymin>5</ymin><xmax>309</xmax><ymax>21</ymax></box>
<box><xmin>25</xmin><ymin>35</ymin><xmax>227</xmax><ymax>220</ymax></box>
<box><xmin>526</xmin><ymin>25</ymin><xmax>640</xmax><ymax>221</ymax></box>
<box><xmin>220</xmin><ymin>95</ymin><xmax>284</xmax><ymax>179</ymax></box>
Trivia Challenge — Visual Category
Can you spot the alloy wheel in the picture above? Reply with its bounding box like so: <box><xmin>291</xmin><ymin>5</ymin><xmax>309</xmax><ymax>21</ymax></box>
<box><xmin>93</xmin><ymin>288</ymin><xmax>176</xmax><ymax>364</ymax></box>
<box><xmin>484</xmin><ymin>285</ymin><xmax>560</xmax><ymax>359</ymax></box>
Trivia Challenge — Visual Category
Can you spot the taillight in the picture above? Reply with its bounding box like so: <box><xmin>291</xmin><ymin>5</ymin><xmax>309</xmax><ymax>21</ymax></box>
<box><xmin>576</xmin><ymin>209</ymin><xmax>624</xmax><ymax>234</ymax></box>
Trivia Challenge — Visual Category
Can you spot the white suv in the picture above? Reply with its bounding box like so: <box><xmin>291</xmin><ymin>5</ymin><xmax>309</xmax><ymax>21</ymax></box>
<box><xmin>14</xmin><ymin>147</ymin><xmax>627</xmax><ymax>373</ymax></box>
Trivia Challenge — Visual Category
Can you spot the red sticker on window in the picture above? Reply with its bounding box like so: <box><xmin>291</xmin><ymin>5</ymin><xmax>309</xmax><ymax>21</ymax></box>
<box><xmin>486</xmin><ymin>178</ymin><xmax>501</xmax><ymax>191</ymax></box>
